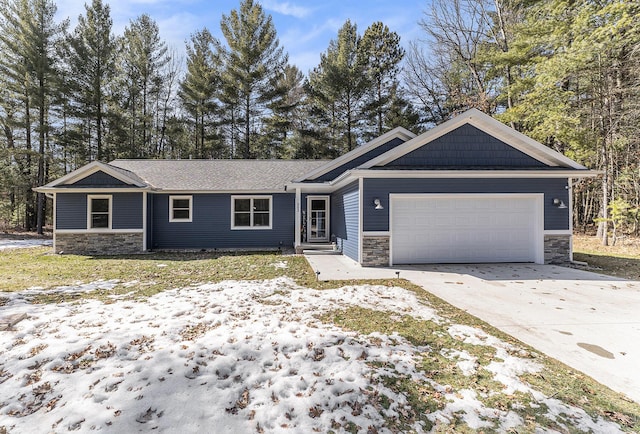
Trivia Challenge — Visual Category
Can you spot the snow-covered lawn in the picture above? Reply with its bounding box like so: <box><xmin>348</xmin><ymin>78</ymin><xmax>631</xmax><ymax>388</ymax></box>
<box><xmin>0</xmin><ymin>238</ymin><xmax>52</xmax><ymax>250</ymax></box>
<box><xmin>0</xmin><ymin>277</ymin><xmax>624</xmax><ymax>433</ymax></box>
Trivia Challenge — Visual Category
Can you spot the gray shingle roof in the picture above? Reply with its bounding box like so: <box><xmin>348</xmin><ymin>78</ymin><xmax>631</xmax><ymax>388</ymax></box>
<box><xmin>109</xmin><ymin>159</ymin><xmax>329</xmax><ymax>191</ymax></box>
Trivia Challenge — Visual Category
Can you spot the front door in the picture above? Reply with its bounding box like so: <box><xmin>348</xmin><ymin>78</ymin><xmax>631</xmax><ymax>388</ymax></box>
<box><xmin>307</xmin><ymin>196</ymin><xmax>330</xmax><ymax>242</ymax></box>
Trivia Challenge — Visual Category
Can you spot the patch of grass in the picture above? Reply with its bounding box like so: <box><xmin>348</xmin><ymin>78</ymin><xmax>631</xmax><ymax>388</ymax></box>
<box><xmin>573</xmin><ymin>234</ymin><xmax>640</xmax><ymax>280</ymax></box>
<box><xmin>0</xmin><ymin>246</ymin><xmax>407</xmax><ymax>302</ymax></box>
<box><xmin>0</xmin><ymin>248</ymin><xmax>311</xmax><ymax>298</ymax></box>
<box><xmin>321</xmin><ymin>294</ymin><xmax>640</xmax><ymax>432</ymax></box>
<box><xmin>409</xmin><ymin>280</ymin><xmax>640</xmax><ymax>431</ymax></box>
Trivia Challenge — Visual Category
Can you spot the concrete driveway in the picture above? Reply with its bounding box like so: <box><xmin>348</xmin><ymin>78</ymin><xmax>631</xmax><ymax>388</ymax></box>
<box><xmin>305</xmin><ymin>254</ymin><xmax>640</xmax><ymax>403</ymax></box>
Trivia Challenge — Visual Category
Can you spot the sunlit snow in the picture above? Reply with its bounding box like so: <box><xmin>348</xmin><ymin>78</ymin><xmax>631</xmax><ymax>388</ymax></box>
<box><xmin>0</xmin><ymin>277</ymin><xmax>624</xmax><ymax>433</ymax></box>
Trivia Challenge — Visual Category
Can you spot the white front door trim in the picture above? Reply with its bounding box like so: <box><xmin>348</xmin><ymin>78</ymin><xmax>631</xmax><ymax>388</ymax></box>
<box><xmin>307</xmin><ymin>195</ymin><xmax>330</xmax><ymax>243</ymax></box>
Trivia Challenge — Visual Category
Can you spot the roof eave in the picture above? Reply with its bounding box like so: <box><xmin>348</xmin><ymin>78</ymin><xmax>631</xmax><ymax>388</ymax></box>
<box><xmin>40</xmin><ymin>161</ymin><xmax>147</xmax><ymax>188</ymax></box>
<box><xmin>294</xmin><ymin>126</ymin><xmax>416</xmax><ymax>182</ymax></box>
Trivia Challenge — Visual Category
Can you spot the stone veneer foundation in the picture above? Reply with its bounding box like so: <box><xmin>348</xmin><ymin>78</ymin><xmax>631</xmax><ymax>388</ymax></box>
<box><xmin>361</xmin><ymin>234</ymin><xmax>572</xmax><ymax>267</ymax></box>
<box><xmin>361</xmin><ymin>235</ymin><xmax>390</xmax><ymax>267</ymax></box>
<box><xmin>544</xmin><ymin>234</ymin><xmax>572</xmax><ymax>264</ymax></box>
<box><xmin>55</xmin><ymin>232</ymin><xmax>143</xmax><ymax>255</ymax></box>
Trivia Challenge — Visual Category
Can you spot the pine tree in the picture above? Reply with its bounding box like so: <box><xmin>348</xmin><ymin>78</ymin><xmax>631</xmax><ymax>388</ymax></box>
<box><xmin>259</xmin><ymin>64</ymin><xmax>305</xmax><ymax>158</ymax></box>
<box><xmin>0</xmin><ymin>0</ymin><xmax>37</xmax><ymax>230</ymax></box>
<box><xmin>119</xmin><ymin>14</ymin><xmax>170</xmax><ymax>158</ymax></box>
<box><xmin>179</xmin><ymin>28</ymin><xmax>223</xmax><ymax>158</ymax></box>
<box><xmin>0</xmin><ymin>0</ymin><xmax>64</xmax><ymax>233</ymax></box>
<box><xmin>359</xmin><ymin>21</ymin><xmax>404</xmax><ymax>137</ymax></box>
<box><xmin>499</xmin><ymin>0</ymin><xmax>640</xmax><ymax>243</ymax></box>
<box><xmin>220</xmin><ymin>0</ymin><xmax>287</xmax><ymax>159</ymax></box>
<box><xmin>308</xmin><ymin>20</ymin><xmax>368</xmax><ymax>154</ymax></box>
<box><xmin>65</xmin><ymin>0</ymin><xmax>116</xmax><ymax>162</ymax></box>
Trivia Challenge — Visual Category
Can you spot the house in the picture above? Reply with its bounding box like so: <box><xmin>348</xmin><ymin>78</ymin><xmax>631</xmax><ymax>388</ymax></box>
<box><xmin>35</xmin><ymin>109</ymin><xmax>597</xmax><ymax>265</ymax></box>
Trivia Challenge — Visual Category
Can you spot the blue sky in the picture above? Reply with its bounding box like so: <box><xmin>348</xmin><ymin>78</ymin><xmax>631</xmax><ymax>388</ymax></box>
<box><xmin>56</xmin><ymin>0</ymin><xmax>427</xmax><ymax>74</ymax></box>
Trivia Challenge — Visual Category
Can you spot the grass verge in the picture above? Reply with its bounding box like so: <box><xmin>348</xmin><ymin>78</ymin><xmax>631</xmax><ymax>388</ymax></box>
<box><xmin>573</xmin><ymin>235</ymin><xmax>640</xmax><ymax>280</ymax></box>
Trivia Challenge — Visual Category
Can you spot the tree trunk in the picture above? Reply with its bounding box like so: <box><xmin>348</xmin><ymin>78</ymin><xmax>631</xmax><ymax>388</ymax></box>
<box><xmin>244</xmin><ymin>94</ymin><xmax>250</xmax><ymax>158</ymax></box>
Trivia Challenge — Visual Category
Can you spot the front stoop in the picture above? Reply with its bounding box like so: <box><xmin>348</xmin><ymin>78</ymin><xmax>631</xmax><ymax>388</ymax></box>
<box><xmin>296</xmin><ymin>243</ymin><xmax>339</xmax><ymax>255</ymax></box>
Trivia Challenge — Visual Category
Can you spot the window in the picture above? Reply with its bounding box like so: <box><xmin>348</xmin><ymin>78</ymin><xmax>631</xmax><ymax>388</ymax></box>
<box><xmin>169</xmin><ymin>196</ymin><xmax>192</xmax><ymax>222</ymax></box>
<box><xmin>88</xmin><ymin>195</ymin><xmax>111</xmax><ymax>229</ymax></box>
<box><xmin>231</xmin><ymin>196</ymin><xmax>272</xmax><ymax>229</ymax></box>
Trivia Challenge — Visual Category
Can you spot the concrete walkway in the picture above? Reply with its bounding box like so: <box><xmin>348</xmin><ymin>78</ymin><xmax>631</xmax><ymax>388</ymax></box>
<box><xmin>305</xmin><ymin>254</ymin><xmax>640</xmax><ymax>403</ymax></box>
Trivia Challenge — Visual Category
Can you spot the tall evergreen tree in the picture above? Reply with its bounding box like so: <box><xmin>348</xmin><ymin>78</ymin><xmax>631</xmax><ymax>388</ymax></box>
<box><xmin>0</xmin><ymin>0</ymin><xmax>63</xmax><ymax>233</ymax></box>
<box><xmin>220</xmin><ymin>0</ymin><xmax>287</xmax><ymax>158</ymax></box>
<box><xmin>308</xmin><ymin>20</ymin><xmax>368</xmax><ymax>154</ymax></box>
<box><xmin>179</xmin><ymin>28</ymin><xmax>222</xmax><ymax>158</ymax></box>
<box><xmin>119</xmin><ymin>14</ymin><xmax>170</xmax><ymax>158</ymax></box>
<box><xmin>0</xmin><ymin>0</ymin><xmax>37</xmax><ymax>230</ymax></box>
<box><xmin>359</xmin><ymin>21</ymin><xmax>405</xmax><ymax>137</ymax></box>
<box><xmin>258</xmin><ymin>64</ymin><xmax>305</xmax><ymax>158</ymax></box>
<box><xmin>65</xmin><ymin>0</ymin><xmax>115</xmax><ymax>162</ymax></box>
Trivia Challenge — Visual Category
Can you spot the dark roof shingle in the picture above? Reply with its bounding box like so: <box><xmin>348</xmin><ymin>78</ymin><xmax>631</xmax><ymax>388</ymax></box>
<box><xmin>109</xmin><ymin>159</ymin><xmax>329</xmax><ymax>191</ymax></box>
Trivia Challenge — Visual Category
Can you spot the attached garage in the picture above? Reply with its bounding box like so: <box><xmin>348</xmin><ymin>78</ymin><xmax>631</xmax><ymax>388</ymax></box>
<box><xmin>390</xmin><ymin>194</ymin><xmax>544</xmax><ymax>265</ymax></box>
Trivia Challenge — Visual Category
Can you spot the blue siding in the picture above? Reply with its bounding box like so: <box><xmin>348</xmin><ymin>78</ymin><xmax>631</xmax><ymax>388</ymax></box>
<box><xmin>56</xmin><ymin>193</ymin><xmax>87</xmax><ymax>229</ymax></box>
<box><xmin>386</xmin><ymin>124</ymin><xmax>546</xmax><ymax>168</ymax></box>
<box><xmin>314</xmin><ymin>137</ymin><xmax>406</xmax><ymax>182</ymax></box>
<box><xmin>150</xmin><ymin>193</ymin><xmax>294</xmax><ymax>249</ymax></box>
<box><xmin>56</xmin><ymin>192</ymin><xmax>143</xmax><ymax>230</ymax></box>
<box><xmin>146</xmin><ymin>193</ymin><xmax>154</xmax><ymax>249</ymax></box>
<box><xmin>363</xmin><ymin>178</ymin><xmax>569</xmax><ymax>231</ymax></box>
<box><xmin>71</xmin><ymin>171</ymin><xmax>132</xmax><ymax>187</ymax></box>
<box><xmin>113</xmin><ymin>193</ymin><xmax>143</xmax><ymax>229</ymax></box>
<box><xmin>331</xmin><ymin>182</ymin><xmax>359</xmax><ymax>261</ymax></box>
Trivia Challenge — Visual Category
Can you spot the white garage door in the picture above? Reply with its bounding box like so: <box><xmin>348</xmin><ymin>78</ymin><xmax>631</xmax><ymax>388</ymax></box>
<box><xmin>391</xmin><ymin>194</ymin><xmax>543</xmax><ymax>264</ymax></box>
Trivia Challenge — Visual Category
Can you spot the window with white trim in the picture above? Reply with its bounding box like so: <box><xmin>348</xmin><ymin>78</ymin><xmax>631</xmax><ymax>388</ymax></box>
<box><xmin>88</xmin><ymin>195</ymin><xmax>111</xmax><ymax>229</ymax></box>
<box><xmin>231</xmin><ymin>196</ymin><xmax>272</xmax><ymax>229</ymax></box>
<box><xmin>169</xmin><ymin>195</ymin><xmax>192</xmax><ymax>222</ymax></box>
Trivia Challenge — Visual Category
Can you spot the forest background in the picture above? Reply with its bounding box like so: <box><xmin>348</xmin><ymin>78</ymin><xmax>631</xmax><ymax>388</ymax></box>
<box><xmin>0</xmin><ymin>0</ymin><xmax>638</xmax><ymax>245</ymax></box>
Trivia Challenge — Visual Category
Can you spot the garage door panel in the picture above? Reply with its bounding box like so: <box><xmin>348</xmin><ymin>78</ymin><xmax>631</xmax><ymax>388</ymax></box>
<box><xmin>392</xmin><ymin>195</ymin><xmax>540</xmax><ymax>264</ymax></box>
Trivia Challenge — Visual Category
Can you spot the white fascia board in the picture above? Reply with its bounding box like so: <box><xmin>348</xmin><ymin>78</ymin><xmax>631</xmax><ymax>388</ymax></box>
<box><xmin>360</xmin><ymin>108</ymin><xmax>587</xmax><ymax>170</ymax></box>
<box><xmin>294</xmin><ymin>127</ymin><xmax>416</xmax><ymax>182</ymax></box>
<box><xmin>348</xmin><ymin>169</ymin><xmax>600</xmax><ymax>179</ymax></box>
<box><xmin>151</xmin><ymin>189</ymin><xmax>289</xmax><ymax>194</ymax></box>
<box><xmin>286</xmin><ymin>167</ymin><xmax>599</xmax><ymax>195</ymax></box>
<box><xmin>34</xmin><ymin>187</ymin><xmax>151</xmax><ymax>193</ymax></box>
<box><xmin>43</xmin><ymin>161</ymin><xmax>146</xmax><ymax>188</ymax></box>
<box><xmin>283</xmin><ymin>183</ymin><xmax>335</xmax><ymax>194</ymax></box>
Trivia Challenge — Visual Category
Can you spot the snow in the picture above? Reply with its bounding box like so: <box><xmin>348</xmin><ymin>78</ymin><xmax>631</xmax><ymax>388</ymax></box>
<box><xmin>0</xmin><ymin>278</ymin><xmax>625</xmax><ymax>433</ymax></box>
<box><xmin>0</xmin><ymin>238</ymin><xmax>52</xmax><ymax>250</ymax></box>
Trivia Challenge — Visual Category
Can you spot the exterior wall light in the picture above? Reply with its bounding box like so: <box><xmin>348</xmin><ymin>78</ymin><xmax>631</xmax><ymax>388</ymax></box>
<box><xmin>552</xmin><ymin>198</ymin><xmax>567</xmax><ymax>209</ymax></box>
<box><xmin>373</xmin><ymin>198</ymin><xmax>384</xmax><ymax>210</ymax></box>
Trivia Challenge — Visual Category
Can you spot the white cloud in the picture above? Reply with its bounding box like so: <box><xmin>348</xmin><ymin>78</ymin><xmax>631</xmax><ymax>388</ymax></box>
<box><xmin>262</xmin><ymin>0</ymin><xmax>311</xmax><ymax>18</ymax></box>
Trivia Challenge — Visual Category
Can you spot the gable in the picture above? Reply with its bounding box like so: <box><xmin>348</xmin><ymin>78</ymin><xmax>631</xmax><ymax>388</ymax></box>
<box><xmin>383</xmin><ymin>124</ymin><xmax>547</xmax><ymax>168</ymax></box>
<box><xmin>361</xmin><ymin>109</ymin><xmax>588</xmax><ymax>171</ymax></box>
<box><xmin>297</xmin><ymin>127</ymin><xmax>416</xmax><ymax>182</ymax></box>
<box><xmin>314</xmin><ymin>137</ymin><xmax>407</xmax><ymax>181</ymax></box>
<box><xmin>68</xmin><ymin>170</ymin><xmax>135</xmax><ymax>187</ymax></box>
